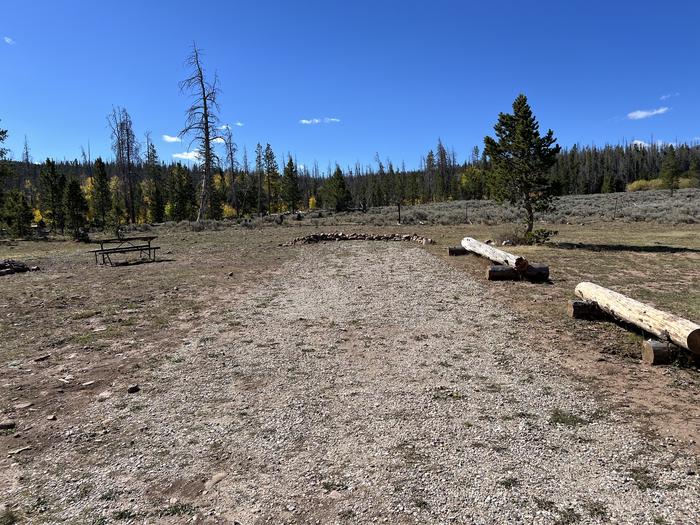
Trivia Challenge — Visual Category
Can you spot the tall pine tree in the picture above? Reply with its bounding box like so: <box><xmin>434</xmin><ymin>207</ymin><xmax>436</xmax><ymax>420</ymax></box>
<box><xmin>484</xmin><ymin>94</ymin><xmax>561</xmax><ymax>233</ymax></box>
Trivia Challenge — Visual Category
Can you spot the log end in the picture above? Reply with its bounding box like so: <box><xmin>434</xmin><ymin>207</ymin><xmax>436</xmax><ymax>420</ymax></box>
<box><xmin>688</xmin><ymin>328</ymin><xmax>700</xmax><ymax>356</ymax></box>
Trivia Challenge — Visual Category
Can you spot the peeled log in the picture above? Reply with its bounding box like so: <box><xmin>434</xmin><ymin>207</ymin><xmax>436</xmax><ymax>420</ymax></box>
<box><xmin>575</xmin><ymin>281</ymin><xmax>700</xmax><ymax>355</ymax></box>
<box><xmin>461</xmin><ymin>237</ymin><xmax>529</xmax><ymax>272</ymax></box>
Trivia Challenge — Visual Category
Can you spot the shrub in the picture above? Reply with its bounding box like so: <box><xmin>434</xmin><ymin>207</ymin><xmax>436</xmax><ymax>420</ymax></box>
<box><xmin>626</xmin><ymin>178</ymin><xmax>663</xmax><ymax>192</ymax></box>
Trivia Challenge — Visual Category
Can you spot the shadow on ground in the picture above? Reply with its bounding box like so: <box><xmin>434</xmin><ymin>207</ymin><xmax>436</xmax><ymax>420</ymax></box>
<box><xmin>552</xmin><ymin>242</ymin><xmax>700</xmax><ymax>254</ymax></box>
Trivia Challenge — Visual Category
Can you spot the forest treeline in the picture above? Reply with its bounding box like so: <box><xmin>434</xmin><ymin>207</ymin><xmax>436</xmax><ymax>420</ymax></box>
<box><xmin>1</xmin><ymin>129</ymin><xmax>699</xmax><ymax>238</ymax></box>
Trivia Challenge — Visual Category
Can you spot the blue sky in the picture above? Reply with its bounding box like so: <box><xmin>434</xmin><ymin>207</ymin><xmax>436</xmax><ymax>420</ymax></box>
<box><xmin>1</xmin><ymin>0</ymin><xmax>699</xmax><ymax>171</ymax></box>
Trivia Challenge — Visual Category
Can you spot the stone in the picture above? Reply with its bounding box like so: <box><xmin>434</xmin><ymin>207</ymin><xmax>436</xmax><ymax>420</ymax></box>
<box><xmin>47</xmin><ymin>414</ymin><xmax>57</xmax><ymax>421</ymax></box>
<box><xmin>0</xmin><ymin>420</ymin><xmax>16</xmax><ymax>430</ymax></box>
<box><xmin>127</xmin><ymin>384</ymin><xmax>140</xmax><ymax>394</ymax></box>
<box><xmin>204</xmin><ymin>472</ymin><xmax>227</xmax><ymax>489</ymax></box>
<box><xmin>14</xmin><ymin>402</ymin><xmax>33</xmax><ymax>410</ymax></box>
<box><xmin>34</xmin><ymin>354</ymin><xmax>51</xmax><ymax>362</ymax></box>
<box><xmin>97</xmin><ymin>391</ymin><xmax>112</xmax><ymax>402</ymax></box>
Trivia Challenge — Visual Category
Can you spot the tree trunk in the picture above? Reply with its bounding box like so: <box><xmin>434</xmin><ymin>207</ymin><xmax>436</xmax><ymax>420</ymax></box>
<box><xmin>461</xmin><ymin>237</ymin><xmax>529</xmax><ymax>272</ymax></box>
<box><xmin>525</xmin><ymin>201</ymin><xmax>534</xmax><ymax>234</ymax></box>
<box><xmin>486</xmin><ymin>265</ymin><xmax>519</xmax><ymax>280</ymax></box>
<box><xmin>575</xmin><ymin>281</ymin><xmax>700</xmax><ymax>355</ymax></box>
<box><xmin>448</xmin><ymin>246</ymin><xmax>468</xmax><ymax>256</ymax></box>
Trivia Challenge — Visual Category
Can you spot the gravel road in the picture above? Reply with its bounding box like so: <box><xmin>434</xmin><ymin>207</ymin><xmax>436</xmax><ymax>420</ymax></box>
<box><xmin>5</xmin><ymin>242</ymin><xmax>699</xmax><ymax>524</ymax></box>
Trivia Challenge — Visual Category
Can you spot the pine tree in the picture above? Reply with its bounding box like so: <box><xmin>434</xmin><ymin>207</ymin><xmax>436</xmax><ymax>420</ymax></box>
<box><xmin>3</xmin><ymin>189</ymin><xmax>33</xmax><ymax>238</ymax></box>
<box><xmin>660</xmin><ymin>146</ymin><xmax>681</xmax><ymax>195</ymax></box>
<box><xmin>145</xmin><ymin>139</ymin><xmax>165</xmax><ymax>222</ymax></box>
<box><xmin>64</xmin><ymin>178</ymin><xmax>89</xmax><ymax>239</ymax></box>
<box><xmin>40</xmin><ymin>159</ymin><xmax>67</xmax><ymax>233</ymax></box>
<box><xmin>0</xmin><ymin>122</ymin><xmax>9</xmax><ymax>210</ymax></box>
<box><xmin>324</xmin><ymin>166</ymin><xmax>351</xmax><ymax>211</ymax></box>
<box><xmin>92</xmin><ymin>157</ymin><xmax>111</xmax><ymax>227</ymax></box>
<box><xmin>484</xmin><ymin>94</ymin><xmax>561</xmax><ymax>233</ymax></box>
<box><xmin>281</xmin><ymin>155</ymin><xmax>300</xmax><ymax>213</ymax></box>
<box><xmin>263</xmin><ymin>144</ymin><xmax>279</xmax><ymax>213</ymax></box>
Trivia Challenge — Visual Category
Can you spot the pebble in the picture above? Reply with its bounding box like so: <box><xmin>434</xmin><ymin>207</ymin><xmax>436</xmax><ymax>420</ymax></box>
<box><xmin>96</xmin><ymin>391</ymin><xmax>112</xmax><ymax>402</ymax></box>
<box><xmin>127</xmin><ymin>384</ymin><xmax>140</xmax><ymax>394</ymax></box>
<box><xmin>0</xmin><ymin>420</ymin><xmax>16</xmax><ymax>430</ymax></box>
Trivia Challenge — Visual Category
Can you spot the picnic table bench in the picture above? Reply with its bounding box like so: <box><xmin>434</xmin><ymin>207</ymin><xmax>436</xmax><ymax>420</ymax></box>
<box><xmin>88</xmin><ymin>235</ymin><xmax>160</xmax><ymax>266</ymax></box>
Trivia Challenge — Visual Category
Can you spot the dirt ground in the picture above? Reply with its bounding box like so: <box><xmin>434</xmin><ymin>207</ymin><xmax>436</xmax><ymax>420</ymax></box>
<box><xmin>1</xmin><ymin>222</ymin><xmax>699</xmax><ymax>524</ymax></box>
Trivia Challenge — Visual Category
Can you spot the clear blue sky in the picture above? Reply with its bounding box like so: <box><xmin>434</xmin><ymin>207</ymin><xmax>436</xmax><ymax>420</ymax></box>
<box><xmin>1</xmin><ymin>0</ymin><xmax>698</xmax><ymax>171</ymax></box>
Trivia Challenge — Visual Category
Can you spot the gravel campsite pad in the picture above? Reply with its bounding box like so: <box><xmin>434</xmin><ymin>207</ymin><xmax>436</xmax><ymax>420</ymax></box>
<box><xmin>2</xmin><ymin>241</ymin><xmax>699</xmax><ymax>524</ymax></box>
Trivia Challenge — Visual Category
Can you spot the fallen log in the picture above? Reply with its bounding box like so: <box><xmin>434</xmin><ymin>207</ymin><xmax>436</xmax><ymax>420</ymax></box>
<box><xmin>448</xmin><ymin>246</ymin><xmax>468</xmax><ymax>256</ymax></box>
<box><xmin>522</xmin><ymin>263</ymin><xmax>549</xmax><ymax>281</ymax></box>
<box><xmin>486</xmin><ymin>265</ymin><xmax>519</xmax><ymax>280</ymax></box>
<box><xmin>641</xmin><ymin>339</ymin><xmax>678</xmax><ymax>365</ymax></box>
<box><xmin>461</xmin><ymin>237</ymin><xmax>529</xmax><ymax>272</ymax></box>
<box><xmin>575</xmin><ymin>281</ymin><xmax>700</xmax><ymax>355</ymax></box>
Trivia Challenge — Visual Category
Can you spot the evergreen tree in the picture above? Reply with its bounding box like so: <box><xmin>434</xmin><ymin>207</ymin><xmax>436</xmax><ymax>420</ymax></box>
<box><xmin>3</xmin><ymin>189</ymin><xmax>33</xmax><ymax>237</ymax></box>
<box><xmin>281</xmin><ymin>155</ymin><xmax>300</xmax><ymax>213</ymax></box>
<box><xmin>255</xmin><ymin>143</ymin><xmax>264</xmax><ymax>216</ymax></box>
<box><xmin>40</xmin><ymin>158</ymin><xmax>67</xmax><ymax>233</ymax></box>
<box><xmin>484</xmin><ymin>94</ymin><xmax>561</xmax><ymax>233</ymax></box>
<box><xmin>660</xmin><ymin>145</ymin><xmax>681</xmax><ymax>195</ymax></box>
<box><xmin>263</xmin><ymin>144</ymin><xmax>279</xmax><ymax>213</ymax></box>
<box><xmin>64</xmin><ymin>178</ymin><xmax>89</xmax><ymax>239</ymax></box>
<box><xmin>92</xmin><ymin>157</ymin><xmax>111</xmax><ymax>227</ymax></box>
<box><xmin>0</xmin><ymin>122</ymin><xmax>9</xmax><ymax>210</ymax></box>
<box><xmin>145</xmin><ymin>140</ymin><xmax>165</xmax><ymax>222</ymax></box>
<box><xmin>324</xmin><ymin>166</ymin><xmax>351</xmax><ymax>211</ymax></box>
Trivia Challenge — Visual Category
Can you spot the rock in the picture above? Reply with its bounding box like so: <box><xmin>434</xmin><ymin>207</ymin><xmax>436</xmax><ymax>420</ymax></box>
<box><xmin>204</xmin><ymin>472</ymin><xmax>228</xmax><ymax>489</ymax></box>
<box><xmin>227</xmin><ymin>272</ymin><xmax>234</xmax><ymax>277</ymax></box>
<box><xmin>0</xmin><ymin>420</ymin><xmax>16</xmax><ymax>430</ymax></box>
<box><xmin>97</xmin><ymin>391</ymin><xmax>112</xmax><ymax>402</ymax></box>
<box><xmin>13</xmin><ymin>402</ymin><xmax>33</xmax><ymax>410</ymax></box>
<box><xmin>502</xmin><ymin>240</ymin><xmax>514</xmax><ymax>246</ymax></box>
<box><xmin>34</xmin><ymin>354</ymin><xmax>51</xmax><ymax>362</ymax></box>
<box><xmin>127</xmin><ymin>384</ymin><xmax>140</xmax><ymax>394</ymax></box>
<box><xmin>47</xmin><ymin>414</ymin><xmax>56</xmax><ymax>421</ymax></box>
<box><xmin>484</xmin><ymin>239</ymin><xmax>494</xmax><ymax>245</ymax></box>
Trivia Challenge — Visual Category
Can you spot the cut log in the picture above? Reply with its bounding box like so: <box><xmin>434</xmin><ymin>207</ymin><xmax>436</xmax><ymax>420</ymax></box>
<box><xmin>522</xmin><ymin>263</ymin><xmax>549</xmax><ymax>281</ymax></box>
<box><xmin>461</xmin><ymin>237</ymin><xmax>529</xmax><ymax>272</ymax></box>
<box><xmin>448</xmin><ymin>246</ymin><xmax>468</xmax><ymax>256</ymax></box>
<box><xmin>641</xmin><ymin>339</ymin><xmax>678</xmax><ymax>365</ymax></box>
<box><xmin>567</xmin><ymin>300</ymin><xmax>606</xmax><ymax>320</ymax></box>
<box><xmin>575</xmin><ymin>281</ymin><xmax>700</xmax><ymax>355</ymax></box>
<box><xmin>487</xmin><ymin>265</ymin><xmax>519</xmax><ymax>281</ymax></box>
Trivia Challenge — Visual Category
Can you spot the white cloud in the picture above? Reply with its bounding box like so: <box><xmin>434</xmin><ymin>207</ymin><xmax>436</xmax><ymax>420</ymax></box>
<box><xmin>172</xmin><ymin>150</ymin><xmax>200</xmax><ymax>161</ymax></box>
<box><xmin>162</xmin><ymin>134</ymin><xmax>181</xmax><ymax>143</ymax></box>
<box><xmin>3</xmin><ymin>36</ymin><xmax>15</xmax><ymax>45</ymax></box>
<box><xmin>213</xmin><ymin>137</ymin><xmax>225</xmax><ymax>144</ymax></box>
<box><xmin>632</xmin><ymin>140</ymin><xmax>650</xmax><ymax>148</ymax></box>
<box><xmin>660</xmin><ymin>92</ymin><xmax>679</xmax><ymax>101</ymax></box>
<box><xmin>220</xmin><ymin>122</ymin><xmax>244</xmax><ymax>130</ymax></box>
<box><xmin>299</xmin><ymin>117</ymin><xmax>340</xmax><ymax>125</ymax></box>
<box><xmin>627</xmin><ymin>107</ymin><xmax>669</xmax><ymax>120</ymax></box>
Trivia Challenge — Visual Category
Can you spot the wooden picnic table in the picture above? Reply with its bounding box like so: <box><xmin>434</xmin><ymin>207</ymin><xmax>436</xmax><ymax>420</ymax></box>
<box><xmin>88</xmin><ymin>235</ymin><xmax>160</xmax><ymax>266</ymax></box>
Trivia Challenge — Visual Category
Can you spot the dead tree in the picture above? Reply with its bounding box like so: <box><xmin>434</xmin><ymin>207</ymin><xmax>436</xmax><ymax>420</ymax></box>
<box><xmin>179</xmin><ymin>43</ymin><xmax>221</xmax><ymax>223</ymax></box>
<box><xmin>108</xmin><ymin>107</ymin><xmax>140</xmax><ymax>224</ymax></box>
<box><xmin>222</xmin><ymin>125</ymin><xmax>238</xmax><ymax>216</ymax></box>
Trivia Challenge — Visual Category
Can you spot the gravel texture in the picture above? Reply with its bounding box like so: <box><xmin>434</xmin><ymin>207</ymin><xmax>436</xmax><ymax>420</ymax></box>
<box><xmin>3</xmin><ymin>241</ymin><xmax>699</xmax><ymax>524</ymax></box>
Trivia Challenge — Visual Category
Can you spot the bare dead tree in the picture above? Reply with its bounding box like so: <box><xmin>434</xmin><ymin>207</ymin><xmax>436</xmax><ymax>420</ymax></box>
<box><xmin>179</xmin><ymin>43</ymin><xmax>221</xmax><ymax>222</ymax></box>
<box><xmin>222</xmin><ymin>125</ymin><xmax>239</xmax><ymax>217</ymax></box>
<box><xmin>107</xmin><ymin>107</ymin><xmax>140</xmax><ymax>223</ymax></box>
